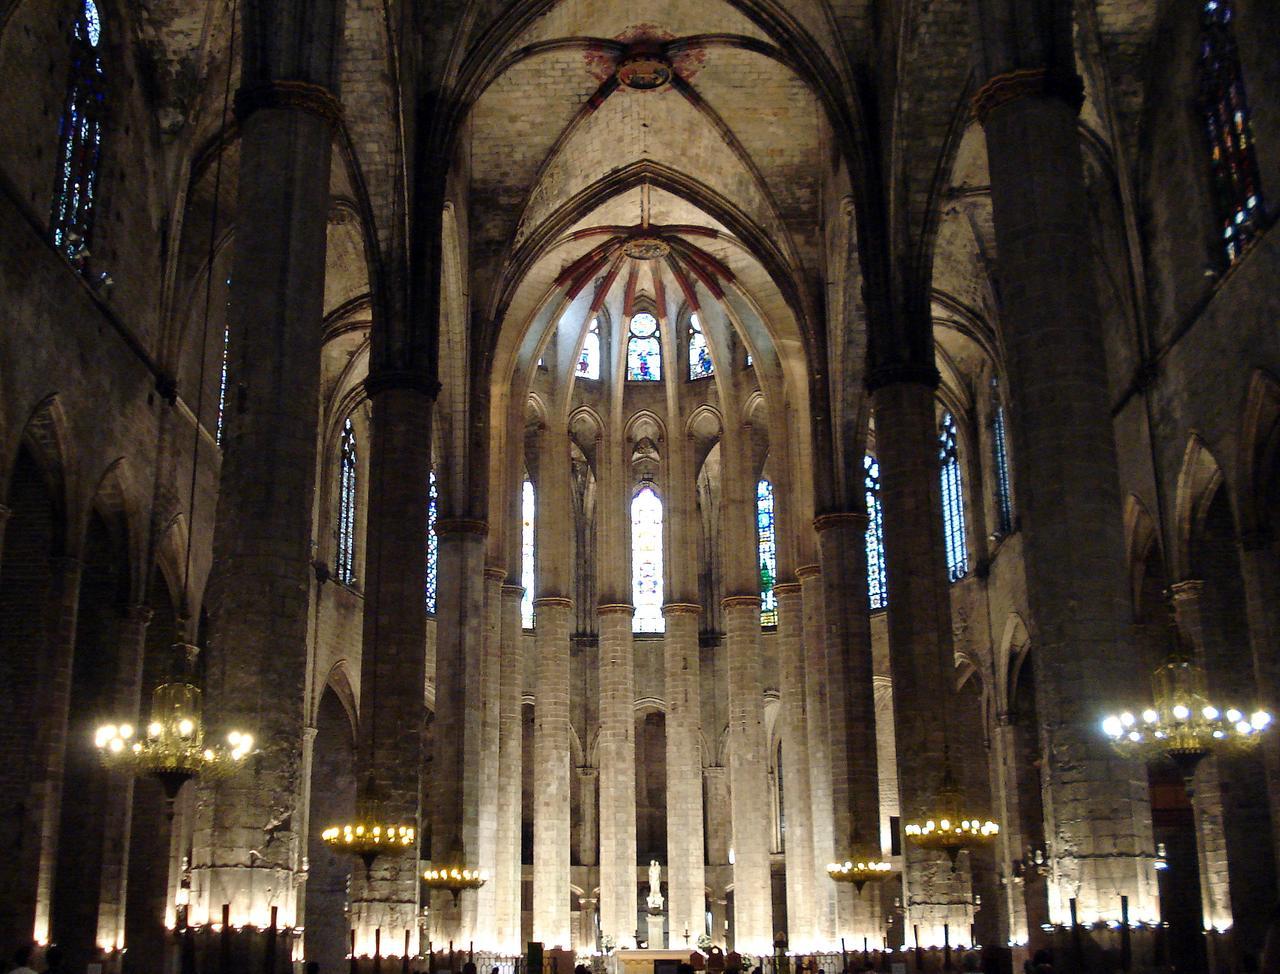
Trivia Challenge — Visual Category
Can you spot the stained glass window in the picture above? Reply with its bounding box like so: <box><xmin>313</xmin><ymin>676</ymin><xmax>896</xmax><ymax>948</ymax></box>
<box><xmin>992</xmin><ymin>379</ymin><xmax>1013</xmax><ymax>536</ymax></box>
<box><xmin>757</xmin><ymin>479</ymin><xmax>777</xmax><ymax>627</ymax></box>
<box><xmin>864</xmin><ymin>454</ymin><xmax>887</xmax><ymax>610</ymax></box>
<box><xmin>577</xmin><ymin>316</ymin><xmax>601</xmax><ymax>379</ymax></box>
<box><xmin>216</xmin><ymin>278</ymin><xmax>231</xmax><ymax>446</ymax></box>
<box><xmin>425</xmin><ymin>471</ymin><xmax>439</xmax><ymax>613</ymax></box>
<box><xmin>521</xmin><ymin>478</ymin><xmax>535</xmax><ymax>629</ymax></box>
<box><xmin>626</xmin><ymin>312</ymin><xmax>662</xmax><ymax>381</ymax></box>
<box><xmin>1200</xmin><ymin>0</ymin><xmax>1264</xmax><ymax>264</ymax></box>
<box><xmin>689</xmin><ymin>312</ymin><xmax>714</xmax><ymax>379</ymax></box>
<box><xmin>50</xmin><ymin>0</ymin><xmax>106</xmax><ymax>259</ymax></box>
<box><xmin>336</xmin><ymin>418</ymin><xmax>357</xmax><ymax>584</ymax></box>
<box><xmin>939</xmin><ymin>411</ymin><xmax>968</xmax><ymax>581</ymax></box>
<box><xmin>631</xmin><ymin>484</ymin><xmax>665</xmax><ymax>632</ymax></box>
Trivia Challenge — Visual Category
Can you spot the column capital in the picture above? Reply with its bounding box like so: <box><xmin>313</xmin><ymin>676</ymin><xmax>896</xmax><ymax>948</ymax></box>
<box><xmin>363</xmin><ymin>369</ymin><xmax>441</xmax><ymax>399</ymax></box>
<box><xmin>234</xmin><ymin>79</ymin><xmax>344</xmax><ymax>127</ymax></box>
<box><xmin>662</xmin><ymin>602</ymin><xmax>700</xmax><ymax>616</ymax></box>
<box><xmin>1170</xmin><ymin>579</ymin><xmax>1205</xmax><ymax>601</ymax></box>
<box><xmin>123</xmin><ymin>603</ymin><xmax>154</xmax><ymax>627</ymax></box>
<box><xmin>795</xmin><ymin>563</ymin><xmax>821</xmax><ymax>580</ymax></box>
<box><xmin>533</xmin><ymin>596</ymin><xmax>573</xmax><ymax>610</ymax></box>
<box><xmin>813</xmin><ymin>511</ymin><xmax>868</xmax><ymax>533</ymax></box>
<box><xmin>971</xmin><ymin>67</ymin><xmax>1085</xmax><ymax>124</ymax></box>
<box><xmin>501</xmin><ymin>583</ymin><xmax>525</xmax><ymax>597</ymax></box>
<box><xmin>866</xmin><ymin>361</ymin><xmax>940</xmax><ymax>393</ymax></box>
<box><xmin>484</xmin><ymin>567</ymin><xmax>508</xmax><ymax>583</ymax></box>
<box><xmin>720</xmin><ymin>594</ymin><xmax>759</xmax><ymax>610</ymax></box>
<box><xmin>597</xmin><ymin>603</ymin><xmax>635</xmax><ymax>617</ymax></box>
<box><xmin>435</xmin><ymin>518</ymin><xmax>488</xmax><ymax>536</ymax></box>
<box><xmin>772</xmin><ymin>581</ymin><xmax>801</xmax><ymax>597</ymax></box>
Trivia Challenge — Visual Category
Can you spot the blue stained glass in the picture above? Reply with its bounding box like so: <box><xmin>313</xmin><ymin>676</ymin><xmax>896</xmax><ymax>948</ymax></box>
<box><xmin>426</xmin><ymin>471</ymin><xmax>439</xmax><ymax>613</ymax></box>
<box><xmin>864</xmin><ymin>454</ymin><xmax>887</xmax><ymax>610</ymax></box>
<box><xmin>50</xmin><ymin>0</ymin><xmax>105</xmax><ymax>258</ymax></box>
<box><xmin>1200</xmin><ymin>0</ymin><xmax>1264</xmax><ymax>264</ymax></box>
<box><xmin>992</xmin><ymin>379</ymin><xmax>1013</xmax><ymax>536</ymax></box>
<box><xmin>627</xmin><ymin>312</ymin><xmax>662</xmax><ymax>381</ymax></box>
<box><xmin>521</xmin><ymin>479</ymin><xmax>535</xmax><ymax>629</ymax></box>
<box><xmin>337</xmin><ymin>418</ymin><xmax>358</xmax><ymax>584</ymax></box>
<box><xmin>631</xmin><ymin>485</ymin><xmax>665</xmax><ymax>633</ymax></box>
<box><xmin>689</xmin><ymin>312</ymin><xmax>714</xmax><ymax>379</ymax></box>
<box><xmin>757</xmin><ymin>479</ymin><xmax>777</xmax><ymax>627</ymax></box>
<box><xmin>577</xmin><ymin>316</ymin><xmax>600</xmax><ymax>379</ymax></box>
<box><xmin>939</xmin><ymin>412</ymin><xmax>968</xmax><ymax>582</ymax></box>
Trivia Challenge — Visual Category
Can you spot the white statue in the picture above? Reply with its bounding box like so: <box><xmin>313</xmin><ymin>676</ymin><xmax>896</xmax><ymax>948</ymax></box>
<box><xmin>646</xmin><ymin>859</ymin><xmax>664</xmax><ymax>912</ymax></box>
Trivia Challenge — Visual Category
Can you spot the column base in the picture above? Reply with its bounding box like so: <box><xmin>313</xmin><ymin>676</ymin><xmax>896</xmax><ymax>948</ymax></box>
<box><xmin>177</xmin><ymin>922</ymin><xmax>299</xmax><ymax>974</ymax></box>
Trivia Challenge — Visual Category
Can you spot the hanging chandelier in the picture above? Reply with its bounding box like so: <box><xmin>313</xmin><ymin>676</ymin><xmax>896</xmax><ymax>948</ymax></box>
<box><xmin>95</xmin><ymin>679</ymin><xmax>254</xmax><ymax>810</ymax></box>
<box><xmin>422</xmin><ymin>866</ymin><xmax>488</xmax><ymax>906</ymax></box>
<box><xmin>1101</xmin><ymin>654</ymin><xmax>1271</xmax><ymax>777</ymax></box>
<box><xmin>827</xmin><ymin>853</ymin><xmax>893</xmax><ymax>893</ymax></box>
<box><xmin>903</xmin><ymin>767</ymin><xmax>999</xmax><ymax>867</ymax></box>
<box><xmin>323</xmin><ymin>774</ymin><xmax>417</xmax><ymax>871</ymax></box>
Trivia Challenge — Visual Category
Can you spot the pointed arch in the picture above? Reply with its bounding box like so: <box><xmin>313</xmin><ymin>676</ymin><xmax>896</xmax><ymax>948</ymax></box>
<box><xmin>631</xmin><ymin>483</ymin><xmax>665</xmax><ymax>633</ymax></box>
<box><xmin>1174</xmin><ymin>434</ymin><xmax>1228</xmax><ymax>581</ymax></box>
<box><xmin>1239</xmin><ymin>369</ymin><xmax>1280</xmax><ymax>543</ymax></box>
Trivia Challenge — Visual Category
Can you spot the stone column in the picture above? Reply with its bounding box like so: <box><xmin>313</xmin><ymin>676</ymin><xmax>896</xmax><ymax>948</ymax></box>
<box><xmin>1238</xmin><ymin>538</ymin><xmax>1280</xmax><ymax>867</ymax></box>
<box><xmin>871</xmin><ymin>375</ymin><xmax>971</xmax><ymax>944</ymax></box>
<box><xmin>191</xmin><ymin>0</ymin><xmax>344</xmax><ymax>952</ymax></box>
<box><xmin>773</xmin><ymin>582</ymin><xmax>816</xmax><ymax>948</ymax></box>
<box><xmin>663</xmin><ymin>603</ymin><xmax>706</xmax><ymax>945</ymax></box>
<box><xmin>475</xmin><ymin>566</ymin><xmax>507</xmax><ymax>946</ymax></box>
<box><xmin>32</xmin><ymin>556</ymin><xmax>83</xmax><ymax>947</ymax></box>
<box><xmin>722</xmin><ymin>596</ymin><xmax>773</xmax><ymax>953</ymax></box>
<box><xmin>798</xmin><ymin>564</ymin><xmax>837</xmax><ymax>948</ymax></box>
<box><xmin>598</xmin><ymin>603</ymin><xmax>637</xmax><ymax>947</ymax></box>
<box><xmin>495</xmin><ymin>583</ymin><xmax>526</xmax><ymax>952</ymax></box>
<box><xmin>430</xmin><ymin>519</ymin><xmax>488</xmax><ymax>945</ymax></box>
<box><xmin>350</xmin><ymin>379</ymin><xmax>434</xmax><ymax>957</ymax></box>
<box><xmin>95</xmin><ymin>605</ymin><xmax>153</xmax><ymax>956</ymax></box>
<box><xmin>974</xmin><ymin>68</ymin><xmax>1155</xmax><ymax>921</ymax></box>
<box><xmin>814</xmin><ymin>513</ymin><xmax>881</xmax><ymax>940</ymax></box>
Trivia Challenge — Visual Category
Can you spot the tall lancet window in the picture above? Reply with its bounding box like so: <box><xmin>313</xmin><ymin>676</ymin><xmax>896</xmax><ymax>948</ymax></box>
<box><xmin>991</xmin><ymin>378</ymin><xmax>1013</xmax><ymax>536</ymax></box>
<box><xmin>216</xmin><ymin>277</ymin><xmax>231</xmax><ymax>446</ymax></box>
<box><xmin>939</xmin><ymin>411</ymin><xmax>968</xmax><ymax>581</ymax></box>
<box><xmin>521</xmin><ymin>478</ymin><xmax>536</xmax><ymax>629</ymax></box>
<box><xmin>51</xmin><ymin>0</ymin><xmax>106</xmax><ymax>258</ymax></box>
<box><xmin>757</xmin><ymin>479</ymin><xmax>777</xmax><ymax>627</ymax></box>
<box><xmin>577</xmin><ymin>316</ymin><xmax>601</xmax><ymax>379</ymax></box>
<box><xmin>425</xmin><ymin>471</ymin><xmax>439</xmax><ymax>613</ymax></box>
<box><xmin>864</xmin><ymin>454</ymin><xmax>887</xmax><ymax>610</ymax></box>
<box><xmin>627</xmin><ymin>312</ymin><xmax>662</xmax><ymax>381</ymax></box>
<box><xmin>631</xmin><ymin>484</ymin><xmax>665</xmax><ymax>633</ymax></box>
<box><xmin>689</xmin><ymin>312</ymin><xmax>713</xmax><ymax>379</ymax></box>
<box><xmin>336</xmin><ymin>418</ymin><xmax>358</xmax><ymax>584</ymax></box>
<box><xmin>1200</xmin><ymin>0</ymin><xmax>1264</xmax><ymax>263</ymax></box>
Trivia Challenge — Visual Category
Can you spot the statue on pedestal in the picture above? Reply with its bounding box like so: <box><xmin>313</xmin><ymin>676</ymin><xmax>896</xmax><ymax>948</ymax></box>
<box><xmin>646</xmin><ymin>859</ymin><xmax>664</xmax><ymax>913</ymax></box>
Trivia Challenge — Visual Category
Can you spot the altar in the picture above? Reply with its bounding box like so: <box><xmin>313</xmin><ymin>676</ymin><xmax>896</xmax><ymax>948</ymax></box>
<box><xmin>608</xmin><ymin>949</ymin><xmax>696</xmax><ymax>974</ymax></box>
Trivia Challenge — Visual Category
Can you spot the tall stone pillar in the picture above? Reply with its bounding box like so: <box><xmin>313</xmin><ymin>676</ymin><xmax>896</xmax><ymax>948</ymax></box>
<box><xmin>1237</xmin><ymin>539</ymin><xmax>1280</xmax><ymax>867</ymax></box>
<box><xmin>430</xmin><ymin>519</ymin><xmax>488</xmax><ymax>945</ymax></box>
<box><xmin>973</xmin><ymin>66</ymin><xmax>1155</xmax><ymax>921</ymax></box>
<box><xmin>495</xmin><ymin>583</ymin><xmax>526</xmax><ymax>952</ymax></box>
<box><xmin>598</xmin><ymin>604</ymin><xmax>638</xmax><ymax>947</ymax></box>
<box><xmin>773</xmin><ymin>582</ymin><xmax>816</xmax><ymax>948</ymax></box>
<box><xmin>871</xmin><ymin>375</ymin><xmax>971</xmax><ymax>944</ymax></box>
<box><xmin>797</xmin><ymin>564</ymin><xmax>837</xmax><ymax>947</ymax></box>
<box><xmin>191</xmin><ymin>0</ymin><xmax>344</xmax><ymax>952</ymax></box>
<box><xmin>475</xmin><ymin>566</ymin><xmax>507</xmax><ymax>946</ymax></box>
<box><xmin>814</xmin><ymin>513</ymin><xmax>881</xmax><ymax>940</ymax></box>
<box><xmin>95</xmin><ymin>605</ymin><xmax>152</xmax><ymax>956</ymax></box>
<box><xmin>350</xmin><ymin>380</ymin><xmax>434</xmax><ymax>957</ymax></box>
<box><xmin>663</xmin><ymin>603</ymin><xmax>706</xmax><ymax>942</ymax></box>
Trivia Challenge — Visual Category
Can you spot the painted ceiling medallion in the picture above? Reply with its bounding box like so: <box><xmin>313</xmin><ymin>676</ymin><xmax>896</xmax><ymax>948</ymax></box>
<box><xmin>623</xmin><ymin>236</ymin><xmax>670</xmax><ymax>260</ymax></box>
<box><xmin>616</xmin><ymin>50</ymin><xmax>673</xmax><ymax>91</ymax></box>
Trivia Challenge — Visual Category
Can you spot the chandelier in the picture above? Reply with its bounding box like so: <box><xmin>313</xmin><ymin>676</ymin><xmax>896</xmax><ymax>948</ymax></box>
<box><xmin>422</xmin><ymin>866</ymin><xmax>488</xmax><ymax>906</ymax></box>
<box><xmin>95</xmin><ymin>680</ymin><xmax>254</xmax><ymax>810</ymax></box>
<box><xmin>323</xmin><ymin>775</ymin><xmax>417</xmax><ymax>872</ymax></box>
<box><xmin>903</xmin><ymin>767</ymin><xmax>999</xmax><ymax>867</ymax></box>
<box><xmin>1101</xmin><ymin>654</ymin><xmax>1271</xmax><ymax>778</ymax></box>
<box><xmin>827</xmin><ymin>854</ymin><xmax>893</xmax><ymax>893</ymax></box>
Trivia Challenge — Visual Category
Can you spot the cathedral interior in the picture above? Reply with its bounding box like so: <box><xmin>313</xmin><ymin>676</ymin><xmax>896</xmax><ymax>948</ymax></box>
<box><xmin>1</xmin><ymin>0</ymin><xmax>1279</xmax><ymax>972</ymax></box>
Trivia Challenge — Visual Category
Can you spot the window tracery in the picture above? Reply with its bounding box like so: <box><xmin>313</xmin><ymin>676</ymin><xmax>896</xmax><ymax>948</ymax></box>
<box><xmin>626</xmin><ymin>312</ymin><xmax>662</xmax><ymax>381</ymax></box>
<box><xmin>577</xmin><ymin>316</ymin><xmax>601</xmax><ymax>380</ymax></box>
<box><xmin>864</xmin><ymin>454</ymin><xmax>888</xmax><ymax>610</ymax></box>
<box><xmin>51</xmin><ymin>0</ymin><xmax>106</xmax><ymax>258</ymax></box>
<box><xmin>336</xmin><ymin>418</ymin><xmax>357</xmax><ymax>584</ymax></box>
<box><xmin>1200</xmin><ymin>0</ymin><xmax>1264</xmax><ymax>263</ymax></box>
<box><xmin>939</xmin><ymin>411</ymin><xmax>968</xmax><ymax>581</ymax></box>
<box><xmin>522</xmin><ymin>478</ymin><xmax>535</xmax><ymax>629</ymax></box>
<box><xmin>757</xmin><ymin>478</ymin><xmax>777</xmax><ymax>627</ymax></box>
<box><xmin>631</xmin><ymin>484</ymin><xmax>665</xmax><ymax>633</ymax></box>
<box><xmin>689</xmin><ymin>312</ymin><xmax>713</xmax><ymax>379</ymax></box>
<box><xmin>992</xmin><ymin>379</ymin><xmax>1013</xmax><ymax>536</ymax></box>
<box><xmin>426</xmin><ymin>471</ymin><xmax>438</xmax><ymax>613</ymax></box>
<box><xmin>216</xmin><ymin>277</ymin><xmax>230</xmax><ymax>446</ymax></box>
